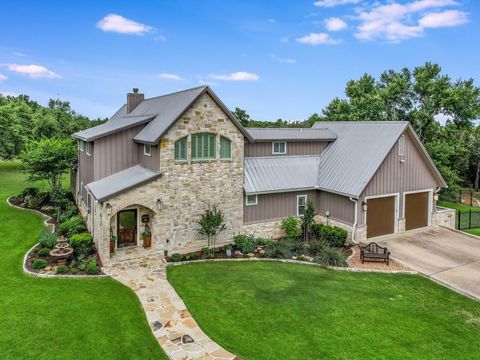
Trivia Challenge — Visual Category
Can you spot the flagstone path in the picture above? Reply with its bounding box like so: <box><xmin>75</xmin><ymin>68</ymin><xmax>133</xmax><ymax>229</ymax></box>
<box><xmin>103</xmin><ymin>248</ymin><xmax>238</xmax><ymax>360</ymax></box>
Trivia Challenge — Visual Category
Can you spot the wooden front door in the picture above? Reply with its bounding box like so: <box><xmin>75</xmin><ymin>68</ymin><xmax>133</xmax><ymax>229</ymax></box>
<box><xmin>117</xmin><ymin>209</ymin><xmax>137</xmax><ymax>247</ymax></box>
<box><xmin>367</xmin><ymin>196</ymin><xmax>395</xmax><ymax>238</ymax></box>
<box><xmin>405</xmin><ymin>192</ymin><xmax>429</xmax><ymax>231</ymax></box>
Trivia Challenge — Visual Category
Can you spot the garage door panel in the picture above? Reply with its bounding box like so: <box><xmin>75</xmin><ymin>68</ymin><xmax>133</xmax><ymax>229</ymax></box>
<box><xmin>405</xmin><ymin>192</ymin><xmax>429</xmax><ymax>231</ymax></box>
<box><xmin>367</xmin><ymin>196</ymin><xmax>395</xmax><ymax>238</ymax></box>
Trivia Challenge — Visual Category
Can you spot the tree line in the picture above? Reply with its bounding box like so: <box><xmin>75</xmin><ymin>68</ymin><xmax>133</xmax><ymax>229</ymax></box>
<box><xmin>234</xmin><ymin>63</ymin><xmax>480</xmax><ymax>191</ymax></box>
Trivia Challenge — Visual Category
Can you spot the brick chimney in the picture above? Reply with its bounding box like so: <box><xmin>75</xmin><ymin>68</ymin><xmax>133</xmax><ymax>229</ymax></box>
<box><xmin>127</xmin><ymin>88</ymin><xmax>144</xmax><ymax>114</ymax></box>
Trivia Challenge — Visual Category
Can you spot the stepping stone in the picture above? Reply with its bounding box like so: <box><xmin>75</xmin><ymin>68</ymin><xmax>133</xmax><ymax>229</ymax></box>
<box><xmin>151</xmin><ymin>321</ymin><xmax>163</xmax><ymax>331</ymax></box>
<box><xmin>182</xmin><ymin>334</ymin><xmax>194</xmax><ymax>344</ymax></box>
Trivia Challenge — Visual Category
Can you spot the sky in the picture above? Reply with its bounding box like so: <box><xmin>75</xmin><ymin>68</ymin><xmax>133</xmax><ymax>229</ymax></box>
<box><xmin>0</xmin><ymin>0</ymin><xmax>478</xmax><ymax>121</ymax></box>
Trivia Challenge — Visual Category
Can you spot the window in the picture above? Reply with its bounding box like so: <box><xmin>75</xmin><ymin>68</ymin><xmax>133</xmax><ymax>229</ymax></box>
<box><xmin>85</xmin><ymin>142</ymin><xmax>92</xmax><ymax>156</ymax></box>
<box><xmin>220</xmin><ymin>136</ymin><xmax>232</xmax><ymax>159</ymax></box>
<box><xmin>272</xmin><ymin>141</ymin><xmax>286</xmax><ymax>155</ymax></box>
<box><xmin>192</xmin><ymin>133</ymin><xmax>216</xmax><ymax>160</ymax></box>
<box><xmin>297</xmin><ymin>195</ymin><xmax>307</xmax><ymax>216</ymax></box>
<box><xmin>246</xmin><ymin>194</ymin><xmax>258</xmax><ymax>206</ymax></box>
<box><xmin>79</xmin><ymin>140</ymin><xmax>85</xmax><ymax>152</ymax></box>
<box><xmin>399</xmin><ymin>135</ymin><xmax>405</xmax><ymax>156</ymax></box>
<box><xmin>175</xmin><ymin>136</ymin><xmax>187</xmax><ymax>161</ymax></box>
<box><xmin>143</xmin><ymin>144</ymin><xmax>152</xmax><ymax>156</ymax></box>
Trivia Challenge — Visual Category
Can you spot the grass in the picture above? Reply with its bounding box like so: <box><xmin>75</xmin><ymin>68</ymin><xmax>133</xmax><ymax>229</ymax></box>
<box><xmin>438</xmin><ymin>200</ymin><xmax>480</xmax><ymax>232</ymax></box>
<box><xmin>438</xmin><ymin>200</ymin><xmax>479</xmax><ymax>212</ymax></box>
<box><xmin>168</xmin><ymin>261</ymin><xmax>480</xmax><ymax>360</ymax></box>
<box><xmin>0</xmin><ymin>162</ymin><xmax>166</xmax><ymax>359</ymax></box>
<box><xmin>465</xmin><ymin>228</ymin><xmax>480</xmax><ymax>237</ymax></box>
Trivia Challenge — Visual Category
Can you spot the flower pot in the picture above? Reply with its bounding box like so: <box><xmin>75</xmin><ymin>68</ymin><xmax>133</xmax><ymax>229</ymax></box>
<box><xmin>110</xmin><ymin>242</ymin><xmax>114</xmax><ymax>253</ymax></box>
<box><xmin>144</xmin><ymin>235</ymin><xmax>152</xmax><ymax>248</ymax></box>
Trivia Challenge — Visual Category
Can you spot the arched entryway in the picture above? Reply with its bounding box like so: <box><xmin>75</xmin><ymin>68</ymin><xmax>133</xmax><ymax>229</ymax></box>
<box><xmin>110</xmin><ymin>204</ymin><xmax>156</xmax><ymax>250</ymax></box>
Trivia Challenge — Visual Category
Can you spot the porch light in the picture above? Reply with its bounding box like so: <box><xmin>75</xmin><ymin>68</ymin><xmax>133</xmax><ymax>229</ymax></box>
<box><xmin>156</xmin><ymin>198</ymin><xmax>164</xmax><ymax>210</ymax></box>
<box><xmin>433</xmin><ymin>194</ymin><xmax>439</xmax><ymax>201</ymax></box>
<box><xmin>105</xmin><ymin>203</ymin><xmax>112</xmax><ymax>215</ymax></box>
<box><xmin>362</xmin><ymin>201</ymin><xmax>368</xmax><ymax>212</ymax></box>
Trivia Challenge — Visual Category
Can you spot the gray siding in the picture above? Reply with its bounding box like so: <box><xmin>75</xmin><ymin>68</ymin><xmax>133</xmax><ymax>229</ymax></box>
<box><xmin>93</xmin><ymin>125</ymin><xmax>144</xmax><ymax>180</ymax></box>
<box><xmin>138</xmin><ymin>144</ymin><xmax>160</xmax><ymax>171</ymax></box>
<box><xmin>244</xmin><ymin>190</ymin><xmax>318</xmax><ymax>224</ymax></box>
<box><xmin>359</xmin><ymin>129</ymin><xmax>440</xmax><ymax>225</ymax></box>
<box><xmin>318</xmin><ymin>191</ymin><xmax>354</xmax><ymax>224</ymax></box>
<box><xmin>245</xmin><ymin>141</ymin><xmax>329</xmax><ymax>157</ymax></box>
<box><xmin>78</xmin><ymin>144</ymin><xmax>94</xmax><ymax>202</ymax></box>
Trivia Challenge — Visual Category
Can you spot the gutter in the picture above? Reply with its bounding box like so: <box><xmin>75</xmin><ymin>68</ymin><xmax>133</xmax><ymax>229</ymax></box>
<box><xmin>349</xmin><ymin>197</ymin><xmax>359</xmax><ymax>244</ymax></box>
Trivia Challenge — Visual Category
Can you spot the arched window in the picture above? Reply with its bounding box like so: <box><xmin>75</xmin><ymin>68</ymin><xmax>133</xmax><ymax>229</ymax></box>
<box><xmin>174</xmin><ymin>136</ymin><xmax>187</xmax><ymax>161</ymax></box>
<box><xmin>191</xmin><ymin>133</ymin><xmax>216</xmax><ymax>160</ymax></box>
<box><xmin>220</xmin><ymin>136</ymin><xmax>232</xmax><ymax>159</ymax></box>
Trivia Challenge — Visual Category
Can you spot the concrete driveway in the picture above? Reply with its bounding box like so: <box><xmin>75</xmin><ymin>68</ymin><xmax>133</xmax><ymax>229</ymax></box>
<box><xmin>371</xmin><ymin>227</ymin><xmax>480</xmax><ymax>300</ymax></box>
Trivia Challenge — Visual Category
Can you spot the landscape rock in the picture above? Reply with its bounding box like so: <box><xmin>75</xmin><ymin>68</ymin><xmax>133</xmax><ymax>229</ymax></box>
<box><xmin>234</xmin><ymin>251</ymin><xmax>243</xmax><ymax>256</ymax></box>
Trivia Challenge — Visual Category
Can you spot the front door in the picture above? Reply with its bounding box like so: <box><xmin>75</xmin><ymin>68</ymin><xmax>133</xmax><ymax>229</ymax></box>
<box><xmin>117</xmin><ymin>209</ymin><xmax>137</xmax><ymax>248</ymax></box>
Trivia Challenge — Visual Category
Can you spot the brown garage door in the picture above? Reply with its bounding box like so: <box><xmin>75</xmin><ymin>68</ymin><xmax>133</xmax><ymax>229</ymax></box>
<box><xmin>367</xmin><ymin>196</ymin><xmax>395</xmax><ymax>238</ymax></box>
<box><xmin>405</xmin><ymin>192</ymin><xmax>429</xmax><ymax>231</ymax></box>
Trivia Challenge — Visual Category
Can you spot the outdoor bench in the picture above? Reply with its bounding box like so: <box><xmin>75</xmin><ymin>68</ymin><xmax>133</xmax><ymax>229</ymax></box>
<box><xmin>360</xmin><ymin>242</ymin><xmax>390</xmax><ymax>265</ymax></box>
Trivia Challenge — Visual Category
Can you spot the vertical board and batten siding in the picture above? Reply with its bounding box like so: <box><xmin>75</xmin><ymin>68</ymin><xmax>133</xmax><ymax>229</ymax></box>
<box><xmin>243</xmin><ymin>190</ymin><xmax>318</xmax><ymax>223</ymax></box>
<box><xmin>317</xmin><ymin>191</ymin><xmax>355</xmax><ymax>224</ymax></box>
<box><xmin>244</xmin><ymin>141</ymin><xmax>330</xmax><ymax>157</ymax></box>
<box><xmin>79</xmin><ymin>147</ymin><xmax>94</xmax><ymax>201</ymax></box>
<box><xmin>93</xmin><ymin>125</ymin><xmax>145</xmax><ymax>180</ymax></box>
<box><xmin>359</xmin><ymin>129</ymin><xmax>439</xmax><ymax>225</ymax></box>
<box><xmin>138</xmin><ymin>144</ymin><xmax>160</xmax><ymax>171</ymax></box>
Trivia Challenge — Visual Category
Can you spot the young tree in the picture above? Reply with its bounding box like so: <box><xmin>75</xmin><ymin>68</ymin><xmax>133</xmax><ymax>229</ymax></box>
<box><xmin>198</xmin><ymin>205</ymin><xmax>227</xmax><ymax>257</ymax></box>
<box><xmin>301</xmin><ymin>201</ymin><xmax>316</xmax><ymax>245</ymax></box>
<box><xmin>20</xmin><ymin>138</ymin><xmax>77</xmax><ymax>194</ymax></box>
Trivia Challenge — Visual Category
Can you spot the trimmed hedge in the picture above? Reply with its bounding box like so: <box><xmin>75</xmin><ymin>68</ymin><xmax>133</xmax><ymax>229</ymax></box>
<box><xmin>69</xmin><ymin>232</ymin><xmax>93</xmax><ymax>257</ymax></box>
<box><xmin>57</xmin><ymin>216</ymin><xmax>86</xmax><ymax>238</ymax></box>
<box><xmin>312</xmin><ymin>224</ymin><xmax>348</xmax><ymax>247</ymax></box>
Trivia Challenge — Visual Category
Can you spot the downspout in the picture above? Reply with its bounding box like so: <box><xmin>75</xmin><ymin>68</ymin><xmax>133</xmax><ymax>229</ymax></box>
<box><xmin>349</xmin><ymin>197</ymin><xmax>359</xmax><ymax>244</ymax></box>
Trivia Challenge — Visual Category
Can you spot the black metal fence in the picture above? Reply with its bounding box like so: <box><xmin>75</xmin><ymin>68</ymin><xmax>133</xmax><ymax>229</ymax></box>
<box><xmin>457</xmin><ymin>210</ymin><xmax>480</xmax><ymax>230</ymax></box>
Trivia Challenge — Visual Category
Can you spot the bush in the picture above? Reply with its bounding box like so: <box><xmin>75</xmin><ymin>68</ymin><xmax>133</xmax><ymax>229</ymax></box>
<box><xmin>312</xmin><ymin>224</ymin><xmax>348</xmax><ymax>247</ymax></box>
<box><xmin>58</xmin><ymin>203</ymin><xmax>78</xmax><ymax>223</ymax></box>
<box><xmin>307</xmin><ymin>240</ymin><xmax>325</xmax><ymax>257</ymax></box>
<box><xmin>170</xmin><ymin>253</ymin><xmax>183</xmax><ymax>262</ymax></box>
<box><xmin>281</xmin><ymin>217</ymin><xmax>301</xmax><ymax>239</ymax></box>
<box><xmin>265</xmin><ymin>240</ymin><xmax>292</xmax><ymax>259</ymax></box>
<box><xmin>201</xmin><ymin>247</ymin><xmax>209</xmax><ymax>255</ymax></box>
<box><xmin>26</xmin><ymin>191</ymin><xmax>50</xmax><ymax>209</ymax></box>
<box><xmin>38</xmin><ymin>247</ymin><xmax>51</xmax><ymax>257</ymax></box>
<box><xmin>56</xmin><ymin>265</ymin><xmax>68</xmax><ymax>274</ymax></box>
<box><xmin>85</xmin><ymin>260</ymin><xmax>100</xmax><ymax>275</ymax></box>
<box><xmin>78</xmin><ymin>263</ymin><xmax>86</xmax><ymax>272</ymax></box>
<box><xmin>283</xmin><ymin>238</ymin><xmax>306</xmax><ymax>255</ymax></box>
<box><xmin>57</xmin><ymin>216</ymin><xmax>86</xmax><ymax>238</ymax></box>
<box><xmin>186</xmin><ymin>252</ymin><xmax>200</xmax><ymax>261</ymax></box>
<box><xmin>22</xmin><ymin>187</ymin><xmax>39</xmax><ymax>198</ymax></box>
<box><xmin>234</xmin><ymin>234</ymin><xmax>257</xmax><ymax>253</ymax></box>
<box><xmin>314</xmin><ymin>246</ymin><xmax>347</xmax><ymax>267</ymax></box>
<box><xmin>70</xmin><ymin>267</ymin><xmax>78</xmax><ymax>274</ymax></box>
<box><xmin>69</xmin><ymin>233</ymin><xmax>93</xmax><ymax>257</ymax></box>
<box><xmin>38</xmin><ymin>230</ymin><xmax>57</xmax><ymax>249</ymax></box>
<box><xmin>32</xmin><ymin>259</ymin><xmax>48</xmax><ymax>269</ymax></box>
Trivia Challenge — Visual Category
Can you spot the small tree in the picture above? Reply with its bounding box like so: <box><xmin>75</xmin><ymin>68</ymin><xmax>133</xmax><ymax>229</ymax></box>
<box><xmin>198</xmin><ymin>205</ymin><xmax>226</xmax><ymax>257</ymax></box>
<box><xmin>301</xmin><ymin>201</ymin><xmax>316</xmax><ymax>244</ymax></box>
<box><xmin>20</xmin><ymin>138</ymin><xmax>76</xmax><ymax>194</ymax></box>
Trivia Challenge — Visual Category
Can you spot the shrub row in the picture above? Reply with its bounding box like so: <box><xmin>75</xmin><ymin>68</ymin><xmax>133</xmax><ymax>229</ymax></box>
<box><xmin>234</xmin><ymin>234</ymin><xmax>271</xmax><ymax>253</ymax></box>
<box><xmin>312</xmin><ymin>224</ymin><xmax>348</xmax><ymax>247</ymax></box>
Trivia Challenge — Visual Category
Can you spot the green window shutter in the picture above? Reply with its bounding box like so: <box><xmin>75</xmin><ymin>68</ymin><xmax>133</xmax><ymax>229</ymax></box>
<box><xmin>175</xmin><ymin>137</ymin><xmax>187</xmax><ymax>160</ymax></box>
<box><xmin>220</xmin><ymin>136</ymin><xmax>231</xmax><ymax>159</ymax></box>
<box><xmin>192</xmin><ymin>133</ymin><xmax>216</xmax><ymax>159</ymax></box>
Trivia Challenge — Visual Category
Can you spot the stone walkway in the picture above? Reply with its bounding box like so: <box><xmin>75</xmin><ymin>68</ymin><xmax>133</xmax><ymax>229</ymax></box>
<box><xmin>103</xmin><ymin>248</ymin><xmax>238</xmax><ymax>360</ymax></box>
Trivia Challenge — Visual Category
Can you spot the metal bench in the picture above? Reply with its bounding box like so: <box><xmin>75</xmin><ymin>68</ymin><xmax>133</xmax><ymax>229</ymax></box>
<box><xmin>360</xmin><ymin>242</ymin><xmax>390</xmax><ymax>265</ymax></box>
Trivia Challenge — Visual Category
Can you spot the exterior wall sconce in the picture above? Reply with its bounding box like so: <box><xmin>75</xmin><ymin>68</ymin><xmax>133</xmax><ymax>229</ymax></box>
<box><xmin>433</xmin><ymin>194</ymin><xmax>439</xmax><ymax>201</ymax></box>
<box><xmin>325</xmin><ymin>210</ymin><xmax>330</xmax><ymax>225</ymax></box>
<box><xmin>105</xmin><ymin>203</ymin><xmax>112</xmax><ymax>215</ymax></box>
<box><xmin>156</xmin><ymin>198</ymin><xmax>164</xmax><ymax>210</ymax></box>
<box><xmin>362</xmin><ymin>201</ymin><xmax>368</xmax><ymax>212</ymax></box>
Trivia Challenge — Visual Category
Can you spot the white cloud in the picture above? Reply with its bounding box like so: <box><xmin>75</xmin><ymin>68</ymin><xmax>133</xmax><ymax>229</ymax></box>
<box><xmin>198</xmin><ymin>79</ymin><xmax>220</xmax><ymax>87</ymax></box>
<box><xmin>5</xmin><ymin>64</ymin><xmax>60</xmax><ymax>78</ymax></box>
<box><xmin>296</xmin><ymin>32</ymin><xmax>340</xmax><ymax>45</ymax></box>
<box><xmin>154</xmin><ymin>35</ymin><xmax>167</xmax><ymax>42</ymax></box>
<box><xmin>0</xmin><ymin>74</ymin><xmax>7</xmax><ymax>81</ymax></box>
<box><xmin>314</xmin><ymin>0</ymin><xmax>361</xmax><ymax>7</ymax></box>
<box><xmin>13</xmin><ymin>52</ymin><xmax>27</xmax><ymax>57</ymax></box>
<box><xmin>97</xmin><ymin>14</ymin><xmax>152</xmax><ymax>35</ymax></box>
<box><xmin>158</xmin><ymin>73</ymin><xmax>183</xmax><ymax>80</ymax></box>
<box><xmin>325</xmin><ymin>17</ymin><xmax>348</xmax><ymax>31</ymax></box>
<box><xmin>354</xmin><ymin>0</ymin><xmax>466</xmax><ymax>42</ymax></box>
<box><xmin>211</xmin><ymin>72</ymin><xmax>259</xmax><ymax>81</ymax></box>
<box><xmin>270</xmin><ymin>54</ymin><xmax>296</xmax><ymax>64</ymax></box>
<box><xmin>419</xmin><ymin>9</ymin><xmax>468</xmax><ymax>28</ymax></box>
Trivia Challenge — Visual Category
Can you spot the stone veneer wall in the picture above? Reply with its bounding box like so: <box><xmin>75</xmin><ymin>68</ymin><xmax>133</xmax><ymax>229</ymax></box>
<box><xmin>87</xmin><ymin>93</ymin><xmax>245</xmax><ymax>263</ymax></box>
<box><xmin>432</xmin><ymin>207</ymin><xmax>456</xmax><ymax>228</ymax></box>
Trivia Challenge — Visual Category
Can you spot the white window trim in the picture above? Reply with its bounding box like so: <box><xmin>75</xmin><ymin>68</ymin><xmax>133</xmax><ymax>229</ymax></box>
<box><xmin>79</xmin><ymin>140</ymin><xmax>84</xmax><ymax>152</ymax></box>
<box><xmin>85</xmin><ymin>142</ymin><xmax>92</xmax><ymax>156</ymax></box>
<box><xmin>272</xmin><ymin>141</ymin><xmax>287</xmax><ymax>155</ymax></box>
<box><xmin>144</xmin><ymin>144</ymin><xmax>152</xmax><ymax>156</ymax></box>
<box><xmin>296</xmin><ymin>195</ymin><xmax>307</xmax><ymax>216</ymax></box>
<box><xmin>399</xmin><ymin>135</ymin><xmax>405</xmax><ymax>156</ymax></box>
<box><xmin>245</xmin><ymin>194</ymin><xmax>258</xmax><ymax>206</ymax></box>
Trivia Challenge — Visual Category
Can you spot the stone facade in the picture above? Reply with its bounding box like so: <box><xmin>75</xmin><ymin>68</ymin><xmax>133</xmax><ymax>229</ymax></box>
<box><xmin>432</xmin><ymin>207</ymin><xmax>456</xmax><ymax>228</ymax></box>
<box><xmin>242</xmin><ymin>219</ymin><xmax>286</xmax><ymax>239</ymax></box>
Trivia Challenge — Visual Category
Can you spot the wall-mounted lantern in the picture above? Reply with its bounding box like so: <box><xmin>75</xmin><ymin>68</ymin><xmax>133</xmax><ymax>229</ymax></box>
<box><xmin>362</xmin><ymin>201</ymin><xmax>368</xmax><ymax>212</ymax></box>
<box><xmin>156</xmin><ymin>198</ymin><xmax>164</xmax><ymax>210</ymax></box>
<box><xmin>325</xmin><ymin>210</ymin><xmax>330</xmax><ymax>226</ymax></box>
<box><xmin>105</xmin><ymin>203</ymin><xmax>112</xmax><ymax>215</ymax></box>
<box><xmin>433</xmin><ymin>194</ymin><xmax>439</xmax><ymax>201</ymax></box>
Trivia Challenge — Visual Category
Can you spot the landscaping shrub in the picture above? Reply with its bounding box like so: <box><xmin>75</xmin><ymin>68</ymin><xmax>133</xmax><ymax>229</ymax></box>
<box><xmin>281</xmin><ymin>217</ymin><xmax>301</xmax><ymax>239</ymax></box>
<box><xmin>171</xmin><ymin>253</ymin><xmax>183</xmax><ymax>262</ymax></box>
<box><xmin>38</xmin><ymin>230</ymin><xmax>57</xmax><ymax>249</ymax></box>
<box><xmin>27</xmin><ymin>191</ymin><xmax>50</xmax><ymax>209</ymax></box>
<box><xmin>38</xmin><ymin>247</ymin><xmax>51</xmax><ymax>257</ymax></box>
<box><xmin>70</xmin><ymin>267</ymin><xmax>78</xmax><ymax>274</ymax></box>
<box><xmin>85</xmin><ymin>260</ymin><xmax>100</xmax><ymax>275</ymax></box>
<box><xmin>234</xmin><ymin>234</ymin><xmax>257</xmax><ymax>253</ymax></box>
<box><xmin>314</xmin><ymin>246</ymin><xmax>347</xmax><ymax>267</ymax></box>
<box><xmin>32</xmin><ymin>259</ymin><xmax>48</xmax><ymax>270</ymax></box>
<box><xmin>283</xmin><ymin>238</ymin><xmax>306</xmax><ymax>255</ymax></box>
<box><xmin>186</xmin><ymin>252</ymin><xmax>200</xmax><ymax>261</ymax></box>
<box><xmin>201</xmin><ymin>247</ymin><xmax>209</xmax><ymax>255</ymax></box>
<box><xmin>312</xmin><ymin>224</ymin><xmax>348</xmax><ymax>247</ymax></box>
<box><xmin>78</xmin><ymin>263</ymin><xmax>86</xmax><ymax>271</ymax></box>
<box><xmin>265</xmin><ymin>240</ymin><xmax>292</xmax><ymax>259</ymax></box>
<box><xmin>57</xmin><ymin>216</ymin><xmax>86</xmax><ymax>238</ymax></box>
<box><xmin>21</xmin><ymin>187</ymin><xmax>39</xmax><ymax>198</ymax></box>
<box><xmin>69</xmin><ymin>233</ymin><xmax>93</xmax><ymax>257</ymax></box>
<box><xmin>307</xmin><ymin>240</ymin><xmax>325</xmax><ymax>257</ymax></box>
<box><xmin>56</xmin><ymin>265</ymin><xmax>68</xmax><ymax>274</ymax></box>
<box><xmin>255</xmin><ymin>238</ymin><xmax>273</xmax><ymax>246</ymax></box>
<box><xmin>58</xmin><ymin>203</ymin><xmax>78</xmax><ymax>224</ymax></box>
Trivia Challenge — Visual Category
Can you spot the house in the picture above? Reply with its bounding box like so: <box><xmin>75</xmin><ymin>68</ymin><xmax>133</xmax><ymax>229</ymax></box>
<box><xmin>72</xmin><ymin>86</ymin><xmax>454</xmax><ymax>264</ymax></box>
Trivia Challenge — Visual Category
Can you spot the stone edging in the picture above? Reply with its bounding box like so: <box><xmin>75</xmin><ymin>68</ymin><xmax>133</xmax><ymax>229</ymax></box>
<box><xmin>7</xmin><ymin>196</ymin><xmax>109</xmax><ymax>279</ymax></box>
<box><xmin>166</xmin><ymin>257</ymin><xmax>418</xmax><ymax>275</ymax></box>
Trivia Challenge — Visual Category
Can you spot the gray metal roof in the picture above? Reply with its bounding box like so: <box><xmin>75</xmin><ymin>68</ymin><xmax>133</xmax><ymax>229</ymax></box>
<box><xmin>246</xmin><ymin>128</ymin><xmax>337</xmax><ymax>141</ymax></box>
<box><xmin>86</xmin><ymin>165</ymin><xmax>160</xmax><ymax>201</ymax></box>
<box><xmin>313</xmin><ymin>121</ymin><xmax>409</xmax><ymax>197</ymax></box>
<box><xmin>72</xmin><ymin>115</ymin><xmax>155</xmax><ymax>141</ymax></box>
<box><xmin>244</xmin><ymin>156</ymin><xmax>321</xmax><ymax>194</ymax></box>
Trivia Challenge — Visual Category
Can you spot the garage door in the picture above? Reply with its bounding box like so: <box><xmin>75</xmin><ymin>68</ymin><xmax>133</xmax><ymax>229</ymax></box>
<box><xmin>405</xmin><ymin>192</ymin><xmax>429</xmax><ymax>231</ymax></box>
<box><xmin>367</xmin><ymin>196</ymin><xmax>395</xmax><ymax>238</ymax></box>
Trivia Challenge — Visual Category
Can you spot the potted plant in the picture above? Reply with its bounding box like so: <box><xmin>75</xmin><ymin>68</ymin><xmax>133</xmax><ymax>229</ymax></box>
<box><xmin>142</xmin><ymin>230</ymin><xmax>152</xmax><ymax>248</ymax></box>
<box><xmin>110</xmin><ymin>235</ymin><xmax>116</xmax><ymax>253</ymax></box>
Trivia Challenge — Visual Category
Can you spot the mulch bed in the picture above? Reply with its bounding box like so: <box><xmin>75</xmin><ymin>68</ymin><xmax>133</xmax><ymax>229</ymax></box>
<box><xmin>348</xmin><ymin>245</ymin><xmax>409</xmax><ymax>271</ymax></box>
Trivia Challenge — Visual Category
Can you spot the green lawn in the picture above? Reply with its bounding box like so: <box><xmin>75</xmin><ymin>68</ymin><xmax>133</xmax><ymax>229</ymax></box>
<box><xmin>465</xmin><ymin>228</ymin><xmax>480</xmax><ymax>236</ymax></box>
<box><xmin>438</xmin><ymin>200</ymin><xmax>480</xmax><ymax>232</ymax></box>
<box><xmin>438</xmin><ymin>200</ymin><xmax>478</xmax><ymax>212</ymax></box>
<box><xmin>0</xmin><ymin>162</ymin><xmax>166</xmax><ymax>359</ymax></box>
<box><xmin>168</xmin><ymin>261</ymin><xmax>480</xmax><ymax>360</ymax></box>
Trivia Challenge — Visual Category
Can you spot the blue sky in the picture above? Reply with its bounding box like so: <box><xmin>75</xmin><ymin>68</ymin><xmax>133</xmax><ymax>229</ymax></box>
<box><xmin>0</xmin><ymin>0</ymin><xmax>478</xmax><ymax>121</ymax></box>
